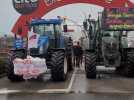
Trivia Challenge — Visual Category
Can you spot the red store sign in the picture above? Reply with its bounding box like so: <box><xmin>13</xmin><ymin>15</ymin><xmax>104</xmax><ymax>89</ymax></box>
<box><xmin>11</xmin><ymin>0</ymin><xmax>134</xmax><ymax>37</ymax></box>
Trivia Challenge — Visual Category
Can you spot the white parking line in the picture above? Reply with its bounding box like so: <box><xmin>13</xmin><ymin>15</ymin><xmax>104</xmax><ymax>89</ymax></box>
<box><xmin>0</xmin><ymin>89</ymin><xmax>21</xmax><ymax>94</ymax></box>
<box><xmin>38</xmin><ymin>69</ymin><xmax>77</xmax><ymax>93</ymax></box>
<box><xmin>0</xmin><ymin>89</ymin><xmax>8</xmax><ymax>100</ymax></box>
<box><xmin>0</xmin><ymin>70</ymin><xmax>77</xmax><ymax>94</ymax></box>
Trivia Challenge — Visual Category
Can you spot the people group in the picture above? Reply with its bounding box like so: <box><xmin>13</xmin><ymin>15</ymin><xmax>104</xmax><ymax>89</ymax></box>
<box><xmin>73</xmin><ymin>41</ymin><xmax>83</xmax><ymax>68</ymax></box>
<box><xmin>66</xmin><ymin>37</ymin><xmax>83</xmax><ymax>69</ymax></box>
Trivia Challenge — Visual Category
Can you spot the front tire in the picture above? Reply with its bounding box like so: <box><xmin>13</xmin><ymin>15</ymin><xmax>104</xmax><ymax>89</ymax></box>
<box><xmin>85</xmin><ymin>52</ymin><xmax>97</xmax><ymax>79</ymax></box>
<box><xmin>5</xmin><ymin>58</ymin><xmax>24</xmax><ymax>82</ymax></box>
<box><xmin>5</xmin><ymin>50</ymin><xmax>26</xmax><ymax>82</ymax></box>
<box><xmin>51</xmin><ymin>51</ymin><xmax>68</xmax><ymax>81</ymax></box>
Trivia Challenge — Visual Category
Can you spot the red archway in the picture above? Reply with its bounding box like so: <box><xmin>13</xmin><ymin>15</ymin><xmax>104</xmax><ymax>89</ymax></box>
<box><xmin>12</xmin><ymin>0</ymin><xmax>134</xmax><ymax>37</ymax></box>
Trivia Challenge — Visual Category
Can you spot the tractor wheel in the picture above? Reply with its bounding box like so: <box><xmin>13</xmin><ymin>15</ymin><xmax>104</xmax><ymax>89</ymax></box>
<box><xmin>67</xmin><ymin>55</ymin><xmax>73</xmax><ymax>71</ymax></box>
<box><xmin>51</xmin><ymin>51</ymin><xmax>68</xmax><ymax>81</ymax></box>
<box><xmin>5</xmin><ymin>50</ymin><xmax>25</xmax><ymax>82</ymax></box>
<box><xmin>85</xmin><ymin>52</ymin><xmax>97</xmax><ymax>79</ymax></box>
<box><xmin>124</xmin><ymin>52</ymin><xmax>134</xmax><ymax>77</ymax></box>
<box><xmin>5</xmin><ymin>58</ymin><xmax>24</xmax><ymax>82</ymax></box>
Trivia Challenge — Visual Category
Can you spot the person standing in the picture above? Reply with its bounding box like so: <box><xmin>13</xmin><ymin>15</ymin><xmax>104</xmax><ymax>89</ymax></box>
<box><xmin>73</xmin><ymin>41</ymin><xmax>83</xmax><ymax>68</ymax></box>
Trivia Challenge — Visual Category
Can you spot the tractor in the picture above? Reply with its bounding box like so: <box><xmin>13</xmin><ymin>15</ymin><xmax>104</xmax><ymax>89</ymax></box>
<box><xmin>83</xmin><ymin>8</ymin><xmax>134</xmax><ymax>79</ymax></box>
<box><xmin>5</xmin><ymin>18</ymin><xmax>73</xmax><ymax>82</ymax></box>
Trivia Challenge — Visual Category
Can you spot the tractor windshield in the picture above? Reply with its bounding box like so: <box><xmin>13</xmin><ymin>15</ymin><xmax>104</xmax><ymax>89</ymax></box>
<box><xmin>55</xmin><ymin>24</ymin><xmax>62</xmax><ymax>33</ymax></box>
<box><xmin>33</xmin><ymin>24</ymin><xmax>62</xmax><ymax>35</ymax></box>
<box><xmin>103</xmin><ymin>31</ymin><xmax>120</xmax><ymax>39</ymax></box>
<box><xmin>33</xmin><ymin>24</ymin><xmax>54</xmax><ymax>35</ymax></box>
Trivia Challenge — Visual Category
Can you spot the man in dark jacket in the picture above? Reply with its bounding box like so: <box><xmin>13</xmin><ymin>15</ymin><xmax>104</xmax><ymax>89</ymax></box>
<box><xmin>73</xmin><ymin>42</ymin><xmax>83</xmax><ymax>68</ymax></box>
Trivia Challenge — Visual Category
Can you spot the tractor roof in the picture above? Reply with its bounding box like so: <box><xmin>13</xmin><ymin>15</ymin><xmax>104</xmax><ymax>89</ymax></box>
<box><xmin>31</xmin><ymin>19</ymin><xmax>63</xmax><ymax>25</ymax></box>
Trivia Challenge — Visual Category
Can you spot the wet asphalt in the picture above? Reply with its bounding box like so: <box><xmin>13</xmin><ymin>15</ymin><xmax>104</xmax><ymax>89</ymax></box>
<box><xmin>0</xmin><ymin>66</ymin><xmax>134</xmax><ymax>100</ymax></box>
<box><xmin>1</xmin><ymin>93</ymin><xmax>134</xmax><ymax>100</ymax></box>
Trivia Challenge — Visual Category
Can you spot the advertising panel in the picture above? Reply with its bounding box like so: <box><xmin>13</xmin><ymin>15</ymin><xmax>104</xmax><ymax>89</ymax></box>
<box><xmin>0</xmin><ymin>0</ymin><xmax>134</xmax><ymax>37</ymax></box>
<box><xmin>13</xmin><ymin>0</ymin><xmax>39</xmax><ymax>15</ymax></box>
<box><xmin>103</xmin><ymin>7</ymin><xmax>134</xmax><ymax>31</ymax></box>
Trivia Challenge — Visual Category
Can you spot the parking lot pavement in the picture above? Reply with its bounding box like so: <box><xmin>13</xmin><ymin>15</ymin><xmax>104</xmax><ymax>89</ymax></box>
<box><xmin>0</xmin><ymin>66</ymin><xmax>134</xmax><ymax>95</ymax></box>
<box><xmin>72</xmin><ymin>68</ymin><xmax>134</xmax><ymax>94</ymax></box>
<box><xmin>0</xmin><ymin>71</ymin><xmax>75</xmax><ymax>94</ymax></box>
<box><xmin>2</xmin><ymin>93</ymin><xmax>134</xmax><ymax>100</ymax></box>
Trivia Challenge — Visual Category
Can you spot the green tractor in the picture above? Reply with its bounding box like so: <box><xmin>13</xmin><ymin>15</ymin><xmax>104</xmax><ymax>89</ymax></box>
<box><xmin>83</xmin><ymin>10</ymin><xmax>134</xmax><ymax>79</ymax></box>
<box><xmin>5</xmin><ymin>18</ymin><xmax>73</xmax><ymax>82</ymax></box>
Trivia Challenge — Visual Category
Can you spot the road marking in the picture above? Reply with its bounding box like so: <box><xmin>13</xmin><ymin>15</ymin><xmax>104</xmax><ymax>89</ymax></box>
<box><xmin>0</xmin><ymin>70</ymin><xmax>76</xmax><ymax>94</ymax></box>
<box><xmin>66</xmin><ymin>68</ymin><xmax>77</xmax><ymax>92</ymax></box>
<box><xmin>37</xmin><ymin>69</ymin><xmax>77</xmax><ymax>93</ymax></box>
<box><xmin>0</xmin><ymin>88</ymin><xmax>8</xmax><ymax>100</ymax></box>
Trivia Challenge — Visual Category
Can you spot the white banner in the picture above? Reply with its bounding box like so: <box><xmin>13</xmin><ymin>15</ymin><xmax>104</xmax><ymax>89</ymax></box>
<box><xmin>13</xmin><ymin>56</ymin><xmax>47</xmax><ymax>80</ymax></box>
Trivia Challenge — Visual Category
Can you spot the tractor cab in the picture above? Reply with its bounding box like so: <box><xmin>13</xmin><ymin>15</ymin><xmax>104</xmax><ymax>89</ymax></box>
<box><xmin>31</xmin><ymin>19</ymin><xmax>63</xmax><ymax>37</ymax></box>
<box><xmin>29</xmin><ymin>19</ymin><xmax>65</xmax><ymax>56</ymax></box>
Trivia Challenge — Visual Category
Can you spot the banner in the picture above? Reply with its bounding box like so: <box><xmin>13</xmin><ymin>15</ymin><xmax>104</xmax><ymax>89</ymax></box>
<box><xmin>13</xmin><ymin>56</ymin><xmax>47</xmax><ymax>80</ymax></box>
<box><xmin>103</xmin><ymin>7</ymin><xmax>134</xmax><ymax>31</ymax></box>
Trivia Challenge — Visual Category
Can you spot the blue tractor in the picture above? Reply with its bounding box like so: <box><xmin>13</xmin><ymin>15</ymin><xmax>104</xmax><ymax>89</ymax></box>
<box><xmin>6</xmin><ymin>18</ymin><xmax>73</xmax><ymax>81</ymax></box>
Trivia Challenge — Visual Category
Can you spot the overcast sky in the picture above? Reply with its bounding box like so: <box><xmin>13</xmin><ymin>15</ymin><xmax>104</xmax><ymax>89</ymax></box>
<box><xmin>0</xmin><ymin>1</ymin><xmax>103</xmax><ymax>39</ymax></box>
<box><xmin>43</xmin><ymin>3</ymin><xmax>103</xmax><ymax>39</ymax></box>
<box><xmin>0</xmin><ymin>0</ymin><xmax>20</xmax><ymax>36</ymax></box>
<box><xmin>44</xmin><ymin>3</ymin><xmax>103</xmax><ymax>22</ymax></box>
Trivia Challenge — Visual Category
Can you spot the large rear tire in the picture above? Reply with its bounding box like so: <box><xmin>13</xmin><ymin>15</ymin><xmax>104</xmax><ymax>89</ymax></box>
<box><xmin>124</xmin><ymin>52</ymin><xmax>134</xmax><ymax>77</ymax></box>
<box><xmin>85</xmin><ymin>52</ymin><xmax>97</xmax><ymax>79</ymax></box>
<box><xmin>51</xmin><ymin>51</ymin><xmax>68</xmax><ymax>81</ymax></box>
